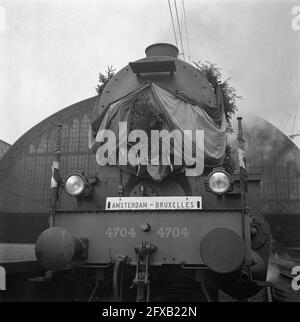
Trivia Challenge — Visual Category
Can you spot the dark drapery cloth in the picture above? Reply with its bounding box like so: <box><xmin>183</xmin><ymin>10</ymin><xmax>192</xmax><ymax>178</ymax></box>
<box><xmin>89</xmin><ymin>83</ymin><xmax>226</xmax><ymax>180</ymax></box>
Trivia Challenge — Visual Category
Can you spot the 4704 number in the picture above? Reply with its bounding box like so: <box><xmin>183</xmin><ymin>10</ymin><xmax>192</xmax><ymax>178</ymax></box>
<box><xmin>104</xmin><ymin>227</ymin><xmax>189</xmax><ymax>238</ymax></box>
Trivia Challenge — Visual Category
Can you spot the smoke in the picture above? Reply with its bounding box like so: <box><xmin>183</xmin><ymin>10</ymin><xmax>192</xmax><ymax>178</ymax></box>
<box><xmin>228</xmin><ymin>112</ymin><xmax>300</xmax><ymax>170</ymax></box>
<box><xmin>267</xmin><ymin>262</ymin><xmax>280</xmax><ymax>282</ymax></box>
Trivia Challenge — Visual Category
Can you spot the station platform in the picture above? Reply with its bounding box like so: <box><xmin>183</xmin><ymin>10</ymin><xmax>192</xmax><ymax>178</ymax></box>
<box><xmin>0</xmin><ymin>244</ymin><xmax>41</xmax><ymax>274</ymax></box>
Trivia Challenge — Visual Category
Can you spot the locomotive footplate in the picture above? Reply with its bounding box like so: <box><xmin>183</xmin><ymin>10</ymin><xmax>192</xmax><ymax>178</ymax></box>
<box><xmin>55</xmin><ymin>209</ymin><xmax>251</xmax><ymax>271</ymax></box>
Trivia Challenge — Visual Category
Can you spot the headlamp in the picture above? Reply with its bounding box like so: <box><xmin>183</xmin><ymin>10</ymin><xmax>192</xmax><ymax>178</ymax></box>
<box><xmin>207</xmin><ymin>169</ymin><xmax>231</xmax><ymax>195</ymax></box>
<box><xmin>65</xmin><ymin>173</ymin><xmax>86</xmax><ymax>197</ymax></box>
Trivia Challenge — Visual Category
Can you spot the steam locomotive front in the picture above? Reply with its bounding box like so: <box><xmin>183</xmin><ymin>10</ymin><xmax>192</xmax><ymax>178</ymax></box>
<box><xmin>35</xmin><ymin>43</ymin><xmax>271</xmax><ymax>301</ymax></box>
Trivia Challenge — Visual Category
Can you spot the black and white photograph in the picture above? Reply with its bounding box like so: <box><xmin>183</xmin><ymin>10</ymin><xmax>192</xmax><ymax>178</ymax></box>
<box><xmin>0</xmin><ymin>0</ymin><xmax>300</xmax><ymax>308</ymax></box>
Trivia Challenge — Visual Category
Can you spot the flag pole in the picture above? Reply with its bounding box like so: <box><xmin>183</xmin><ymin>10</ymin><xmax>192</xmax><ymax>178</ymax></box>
<box><xmin>237</xmin><ymin>117</ymin><xmax>248</xmax><ymax>245</ymax></box>
<box><xmin>49</xmin><ymin>123</ymin><xmax>63</xmax><ymax>227</ymax></box>
<box><xmin>237</xmin><ymin>117</ymin><xmax>248</xmax><ymax>206</ymax></box>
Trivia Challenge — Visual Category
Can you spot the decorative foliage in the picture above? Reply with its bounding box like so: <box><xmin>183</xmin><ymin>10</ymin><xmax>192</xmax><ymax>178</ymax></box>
<box><xmin>95</xmin><ymin>66</ymin><xmax>115</xmax><ymax>95</ymax></box>
<box><xmin>129</xmin><ymin>94</ymin><xmax>165</xmax><ymax>160</ymax></box>
<box><xmin>223</xmin><ymin>144</ymin><xmax>236</xmax><ymax>173</ymax></box>
<box><xmin>194</xmin><ymin>61</ymin><xmax>241</xmax><ymax>134</ymax></box>
<box><xmin>129</xmin><ymin>95</ymin><xmax>164</xmax><ymax>134</ymax></box>
<box><xmin>194</xmin><ymin>61</ymin><xmax>241</xmax><ymax>172</ymax></box>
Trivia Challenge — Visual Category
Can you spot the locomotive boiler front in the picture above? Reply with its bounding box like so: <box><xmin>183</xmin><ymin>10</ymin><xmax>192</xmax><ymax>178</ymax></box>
<box><xmin>89</xmin><ymin>42</ymin><xmax>227</xmax><ymax>181</ymax></box>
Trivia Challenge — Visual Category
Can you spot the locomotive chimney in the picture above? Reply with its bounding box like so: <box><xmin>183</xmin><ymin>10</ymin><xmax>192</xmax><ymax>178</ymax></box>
<box><xmin>145</xmin><ymin>43</ymin><xmax>179</xmax><ymax>58</ymax></box>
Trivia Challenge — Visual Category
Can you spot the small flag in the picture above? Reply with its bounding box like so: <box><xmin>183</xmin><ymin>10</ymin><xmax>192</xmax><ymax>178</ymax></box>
<box><xmin>50</xmin><ymin>160</ymin><xmax>62</xmax><ymax>211</ymax></box>
<box><xmin>238</xmin><ymin>147</ymin><xmax>248</xmax><ymax>192</ymax></box>
<box><xmin>238</xmin><ymin>147</ymin><xmax>246</xmax><ymax>170</ymax></box>
<box><xmin>51</xmin><ymin>161</ymin><xmax>62</xmax><ymax>188</ymax></box>
<box><xmin>237</xmin><ymin>117</ymin><xmax>248</xmax><ymax>193</ymax></box>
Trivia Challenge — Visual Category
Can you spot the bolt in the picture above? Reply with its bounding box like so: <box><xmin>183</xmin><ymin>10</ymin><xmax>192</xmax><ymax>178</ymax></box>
<box><xmin>140</xmin><ymin>223</ymin><xmax>151</xmax><ymax>232</ymax></box>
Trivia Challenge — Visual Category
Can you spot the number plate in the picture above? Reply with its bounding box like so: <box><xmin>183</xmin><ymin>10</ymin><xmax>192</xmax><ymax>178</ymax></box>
<box><xmin>104</xmin><ymin>227</ymin><xmax>190</xmax><ymax>238</ymax></box>
<box><xmin>105</xmin><ymin>196</ymin><xmax>202</xmax><ymax>211</ymax></box>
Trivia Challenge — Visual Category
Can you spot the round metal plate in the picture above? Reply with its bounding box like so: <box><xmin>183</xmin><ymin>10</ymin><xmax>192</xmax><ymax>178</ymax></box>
<box><xmin>35</xmin><ymin>227</ymin><xmax>75</xmax><ymax>271</ymax></box>
<box><xmin>200</xmin><ymin>228</ymin><xmax>245</xmax><ymax>274</ymax></box>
